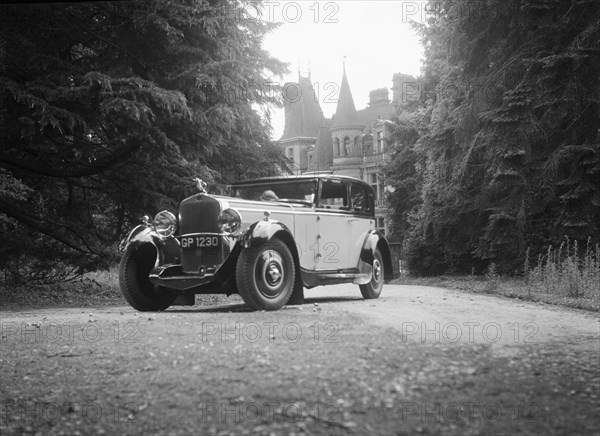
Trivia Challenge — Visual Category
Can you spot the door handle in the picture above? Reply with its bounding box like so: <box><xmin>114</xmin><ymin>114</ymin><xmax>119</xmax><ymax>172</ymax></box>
<box><xmin>347</xmin><ymin>217</ymin><xmax>357</xmax><ymax>223</ymax></box>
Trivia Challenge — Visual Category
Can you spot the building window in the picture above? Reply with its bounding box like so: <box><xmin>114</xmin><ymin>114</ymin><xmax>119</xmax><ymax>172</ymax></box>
<box><xmin>343</xmin><ymin>137</ymin><xmax>351</xmax><ymax>156</ymax></box>
<box><xmin>370</xmin><ymin>173</ymin><xmax>378</xmax><ymax>201</ymax></box>
<box><xmin>287</xmin><ymin>147</ymin><xmax>294</xmax><ymax>161</ymax></box>
<box><xmin>376</xmin><ymin>217</ymin><xmax>385</xmax><ymax>234</ymax></box>
<box><xmin>369</xmin><ymin>172</ymin><xmax>384</xmax><ymax>204</ymax></box>
<box><xmin>376</xmin><ymin>131</ymin><xmax>383</xmax><ymax>153</ymax></box>
<box><xmin>362</xmin><ymin>135</ymin><xmax>373</xmax><ymax>155</ymax></box>
<box><xmin>334</xmin><ymin>138</ymin><xmax>340</xmax><ymax>156</ymax></box>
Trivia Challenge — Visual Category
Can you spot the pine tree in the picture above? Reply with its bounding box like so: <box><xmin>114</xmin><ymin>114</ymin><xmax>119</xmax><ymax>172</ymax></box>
<box><xmin>0</xmin><ymin>1</ymin><xmax>287</xmax><ymax>282</ymax></box>
<box><xmin>389</xmin><ymin>0</ymin><xmax>600</xmax><ymax>275</ymax></box>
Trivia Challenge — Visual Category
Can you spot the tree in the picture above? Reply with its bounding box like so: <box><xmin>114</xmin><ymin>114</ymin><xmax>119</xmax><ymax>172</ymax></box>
<box><xmin>389</xmin><ymin>0</ymin><xmax>600</xmax><ymax>275</ymax></box>
<box><xmin>0</xmin><ymin>1</ymin><xmax>287</xmax><ymax>282</ymax></box>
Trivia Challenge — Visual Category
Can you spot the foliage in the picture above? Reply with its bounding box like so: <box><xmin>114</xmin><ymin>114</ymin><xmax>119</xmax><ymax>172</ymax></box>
<box><xmin>526</xmin><ymin>237</ymin><xmax>600</xmax><ymax>298</ymax></box>
<box><xmin>384</xmin><ymin>109</ymin><xmax>425</xmax><ymax>246</ymax></box>
<box><xmin>0</xmin><ymin>1</ymin><xmax>287</xmax><ymax>283</ymax></box>
<box><xmin>387</xmin><ymin>0</ymin><xmax>600</xmax><ymax>275</ymax></box>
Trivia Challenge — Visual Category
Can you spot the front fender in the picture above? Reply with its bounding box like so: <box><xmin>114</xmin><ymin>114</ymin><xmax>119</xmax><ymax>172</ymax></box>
<box><xmin>121</xmin><ymin>225</ymin><xmax>180</xmax><ymax>266</ymax></box>
<box><xmin>358</xmin><ymin>230</ymin><xmax>394</xmax><ymax>281</ymax></box>
<box><xmin>239</xmin><ymin>219</ymin><xmax>294</xmax><ymax>248</ymax></box>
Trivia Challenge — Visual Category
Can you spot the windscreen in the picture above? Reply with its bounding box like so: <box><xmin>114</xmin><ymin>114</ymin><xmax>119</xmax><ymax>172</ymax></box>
<box><xmin>232</xmin><ymin>180</ymin><xmax>317</xmax><ymax>206</ymax></box>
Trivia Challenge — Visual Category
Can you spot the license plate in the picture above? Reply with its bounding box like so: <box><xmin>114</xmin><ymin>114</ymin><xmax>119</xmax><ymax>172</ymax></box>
<box><xmin>181</xmin><ymin>235</ymin><xmax>220</xmax><ymax>249</ymax></box>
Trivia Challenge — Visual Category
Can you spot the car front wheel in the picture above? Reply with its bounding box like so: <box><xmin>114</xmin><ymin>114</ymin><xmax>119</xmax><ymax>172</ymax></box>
<box><xmin>236</xmin><ymin>238</ymin><xmax>295</xmax><ymax>310</ymax></box>
<box><xmin>359</xmin><ymin>248</ymin><xmax>384</xmax><ymax>299</ymax></box>
<box><xmin>119</xmin><ymin>244</ymin><xmax>176</xmax><ymax>311</ymax></box>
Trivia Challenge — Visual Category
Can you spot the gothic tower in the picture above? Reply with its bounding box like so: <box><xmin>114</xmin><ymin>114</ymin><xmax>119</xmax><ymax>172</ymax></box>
<box><xmin>329</xmin><ymin>64</ymin><xmax>364</xmax><ymax>179</ymax></box>
<box><xmin>279</xmin><ymin>73</ymin><xmax>324</xmax><ymax>174</ymax></box>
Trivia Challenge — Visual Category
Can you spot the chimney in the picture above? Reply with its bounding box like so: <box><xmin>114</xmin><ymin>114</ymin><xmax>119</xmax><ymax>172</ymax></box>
<box><xmin>368</xmin><ymin>88</ymin><xmax>390</xmax><ymax>106</ymax></box>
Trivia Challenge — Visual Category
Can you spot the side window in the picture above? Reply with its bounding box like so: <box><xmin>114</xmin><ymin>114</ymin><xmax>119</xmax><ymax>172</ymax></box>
<box><xmin>351</xmin><ymin>183</ymin><xmax>374</xmax><ymax>216</ymax></box>
<box><xmin>319</xmin><ymin>180</ymin><xmax>349</xmax><ymax>210</ymax></box>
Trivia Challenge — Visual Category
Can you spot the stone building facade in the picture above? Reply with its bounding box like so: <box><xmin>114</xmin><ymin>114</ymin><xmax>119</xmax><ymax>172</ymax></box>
<box><xmin>279</xmin><ymin>66</ymin><xmax>408</xmax><ymax>237</ymax></box>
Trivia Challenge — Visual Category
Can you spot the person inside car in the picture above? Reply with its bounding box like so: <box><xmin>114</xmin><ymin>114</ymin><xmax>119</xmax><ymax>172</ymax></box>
<box><xmin>260</xmin><ymin>190</ymin><xmax>279</xmax><ymax>202</ymax></box>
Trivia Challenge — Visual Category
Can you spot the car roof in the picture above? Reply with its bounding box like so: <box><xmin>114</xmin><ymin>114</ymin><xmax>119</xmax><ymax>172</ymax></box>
<box><xmin>228</xmin><ymin>173</ymin><xmax>370</xmax><ymax>188</ymax></box>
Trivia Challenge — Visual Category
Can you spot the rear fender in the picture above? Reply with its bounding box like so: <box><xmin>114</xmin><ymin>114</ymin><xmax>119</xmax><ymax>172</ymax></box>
<box><xmin>358</xmin><ymin>231</ymin><xmax>394</xmax><ymax>281</ymax></box>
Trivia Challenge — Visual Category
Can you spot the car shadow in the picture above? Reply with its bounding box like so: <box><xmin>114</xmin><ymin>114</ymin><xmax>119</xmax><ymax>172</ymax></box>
<box><xmin>168</xmin><ymin>304</ymin><xmax>252</xmax><ymax>313</ymax></box>
<box><xmin>167</xmin><ymin>296</ymin><xmax>363</xmax><ymax>313</ymax></box>
<box><xmin>304</xmin><ymin>296</ymin><xmax>362</xmax><ymax>304</ymax></box>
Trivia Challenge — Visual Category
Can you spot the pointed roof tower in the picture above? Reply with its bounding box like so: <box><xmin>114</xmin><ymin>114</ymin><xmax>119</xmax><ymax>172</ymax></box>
<box><xmin>279</xmin><ymin>73</ymin><xmax>324</xmax><ymax>141</ymax></box>
<box><xmin>331</xmin><ymin>61</ymin><xmax>361</xmax><ymax>128</ymax></box>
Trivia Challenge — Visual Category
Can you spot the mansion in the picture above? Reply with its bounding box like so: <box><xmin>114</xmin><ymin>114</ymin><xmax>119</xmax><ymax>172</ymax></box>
<box><xmin>279</xmin><ymin>67</ymin><xmax>411</xmax><ymax>236</ymax></box>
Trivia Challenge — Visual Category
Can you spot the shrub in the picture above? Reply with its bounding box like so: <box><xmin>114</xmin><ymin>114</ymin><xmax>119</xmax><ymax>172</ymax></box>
<box><xmin>525</xmin><ymin>237</ymin><xmax>600</xmax><ymax>298</ymax></box>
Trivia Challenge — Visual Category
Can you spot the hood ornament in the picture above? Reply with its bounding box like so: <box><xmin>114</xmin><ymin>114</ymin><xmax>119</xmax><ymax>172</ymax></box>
<box><xmin>193</xmin><ymin>177</ymin><xmax>207</xmax><ymax>194</ymax></box>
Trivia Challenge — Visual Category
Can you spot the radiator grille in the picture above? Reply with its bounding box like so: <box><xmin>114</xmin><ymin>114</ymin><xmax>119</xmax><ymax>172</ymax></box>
<box><xmin>179</xmin><ymin>195</ymin><xmax>224</xmax><ymax>273</ymax></box>
<box><xmin>179</xmin><ymin>195</ymin><xmax>221</xmax><ymax>234</ymax></box>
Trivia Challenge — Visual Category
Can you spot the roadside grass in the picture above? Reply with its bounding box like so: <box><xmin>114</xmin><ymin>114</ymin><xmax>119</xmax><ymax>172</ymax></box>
<box><xmin>0</xmin><ymin>268</ymin><xmax>123</xmax><ymax>310</ymax></box>
<box><xmin>525</xmin><ymin>238</ymin><xmax>599</xmax><ymax>301</ymax></box>
<box><xmin>0</xmin><ymin>266</ymin><xmax>234</xmax><ymax>310</ymax></box>
<box><xmin>393</xmin><ymin>239</ymin><xmax>600</xmax><ymax>312</ymax></box>
<box><xmin>392</xmin><ymin>275</ymin><xmax>599</xmax><ymax>312</ymax></box>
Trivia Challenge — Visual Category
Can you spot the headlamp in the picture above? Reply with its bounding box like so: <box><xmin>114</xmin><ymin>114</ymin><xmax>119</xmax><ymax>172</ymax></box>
<box><xmin>153</xmin><ymin>210</ymin><xmax>177</xmax><ymax>237</ymax></box>
<box><xmin>217</xmin><ymin>208</ymin><xmax>242</xmax><ymax>234</ymax></box>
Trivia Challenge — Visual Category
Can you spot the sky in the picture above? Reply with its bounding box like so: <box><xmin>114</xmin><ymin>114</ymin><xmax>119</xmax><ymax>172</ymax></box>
<box><xmin>259</xmin><ymin>1</ymin><xmax>425</xmax><ymax>139</ymax></box>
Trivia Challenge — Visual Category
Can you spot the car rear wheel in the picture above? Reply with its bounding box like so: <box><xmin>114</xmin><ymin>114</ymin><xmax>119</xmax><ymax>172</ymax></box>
<box><xmin>236</xmin><ymin>238</ymin><xmax>295</xmax><ymax>310</ymax></box>
<box><xmin>119</xmin><ymin>244</ymin><xmax>176</xmax><ymax>311</ymax></box>
<box><xmin>359</xmin><ymin>248</ymin><xmax>384</xmax><ymax>299</ymax></box>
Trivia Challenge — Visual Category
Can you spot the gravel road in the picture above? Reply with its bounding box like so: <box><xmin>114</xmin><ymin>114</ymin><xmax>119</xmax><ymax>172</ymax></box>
<box><xmin>1</xmin><ymin>284</ymin><xmax>599</xmax><ymax>435</ymax></box>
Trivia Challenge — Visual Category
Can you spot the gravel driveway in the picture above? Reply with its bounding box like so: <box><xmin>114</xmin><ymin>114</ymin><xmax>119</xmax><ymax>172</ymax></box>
<box><xmin>1</xmin><ymin>284</ymin><xmax>598</xmax><ymax>435</ymax></box>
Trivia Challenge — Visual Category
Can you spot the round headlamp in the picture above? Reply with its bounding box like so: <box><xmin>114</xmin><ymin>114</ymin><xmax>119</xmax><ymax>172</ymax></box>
<box><xmin>218</xmin><ymin>208</ymin><xmax>242</xmax><ymax>234</ymax></box>
<box><xmin>153</xmin><ymin>210</ymin><xmax>177</xmax><ymax>237</ymax></box>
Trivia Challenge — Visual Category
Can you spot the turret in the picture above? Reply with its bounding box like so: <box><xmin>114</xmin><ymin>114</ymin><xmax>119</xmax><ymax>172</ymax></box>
<box><xmin>330</xmin><ymin>63</ymin><xmax>364</xmax><ymax>178</ymax></box>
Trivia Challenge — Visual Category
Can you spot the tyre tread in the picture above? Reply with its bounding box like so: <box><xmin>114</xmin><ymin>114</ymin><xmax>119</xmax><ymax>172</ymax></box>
<box><xmin>119</xmin><ymin>245</ymin><xmax>175</xmax><ymax>311</ymax></box>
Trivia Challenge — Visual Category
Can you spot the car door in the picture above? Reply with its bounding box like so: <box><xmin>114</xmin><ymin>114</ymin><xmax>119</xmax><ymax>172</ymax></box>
<box><xmin>348</xmin><ymin>181</ymin><xmax>376</xmax><ymax>267</ymax></box>
<box><xmin>314</xmin><ymin>179</ymin><xmax>352</xmax><ymax>269</ymax></box>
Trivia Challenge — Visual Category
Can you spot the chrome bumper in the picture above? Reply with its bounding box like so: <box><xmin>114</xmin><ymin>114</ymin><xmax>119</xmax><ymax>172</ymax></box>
<box><xmin>149</xmin><ymin>264</ymin><xmax>217</xmax><ymax>291</ymax></box>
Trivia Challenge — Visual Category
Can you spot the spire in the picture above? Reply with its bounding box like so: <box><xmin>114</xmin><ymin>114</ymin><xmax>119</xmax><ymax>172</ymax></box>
<box><xmin>331</xmin><ymin>60</ymin><xmax>361</xmax><ymax>128</ymax></box>
<box><xmin>279</xmin><ymin>74</ymin><xmax>325</xmax><ymax>141</ymax></box>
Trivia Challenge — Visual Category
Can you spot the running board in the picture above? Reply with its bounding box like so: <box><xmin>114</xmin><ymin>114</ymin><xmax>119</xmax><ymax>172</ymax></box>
<box><xmin>301</xmin><ymin>270</ymin><xmax>372</xmax><ymax>286</ymax></box>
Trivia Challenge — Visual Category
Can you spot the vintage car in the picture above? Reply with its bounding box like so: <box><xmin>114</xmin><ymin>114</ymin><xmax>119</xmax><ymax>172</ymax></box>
<box><xmin>119</xmin><ymin>174</ymin><xmax>394</xmax><ymax>311</ymax></box>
